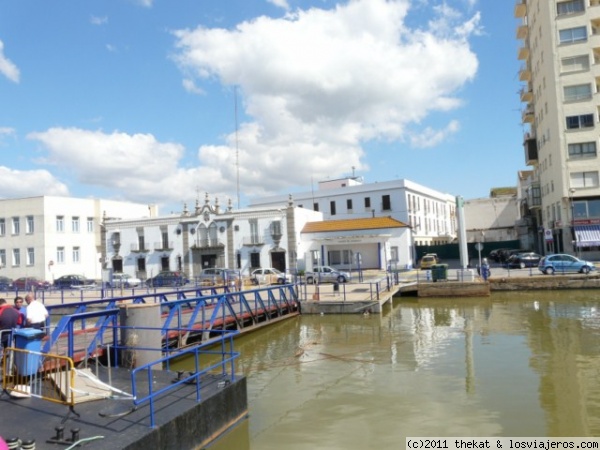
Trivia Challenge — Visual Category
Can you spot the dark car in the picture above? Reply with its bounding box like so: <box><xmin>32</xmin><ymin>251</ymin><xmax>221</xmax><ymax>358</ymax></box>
<box><xmin>146</xmin><ymin>271</ymin><xmax>188</xmax><ymax>287</ymax></box>
<box><xmin>489</xmin><ymin>248</ymin><xmax>512</xmax><ymax>262</ymax></box>
<box><xmin>506</xmin><ymin>252</ymin><xmax>542</xmax><ymax>269</ymax></box>
<box><xmin>54</xmin><ymin>274</ymin><xmax>96</xmax><ymax>289</ymax></box>
<box><xmin>0</xmin><ymin>276</ymin><xmax>13</xmax><ymax>290</ymax></box>
<box><xmin>13</xmin><ymin>277</ymin><xmax>51</xmax><ymax>291</ymax></box>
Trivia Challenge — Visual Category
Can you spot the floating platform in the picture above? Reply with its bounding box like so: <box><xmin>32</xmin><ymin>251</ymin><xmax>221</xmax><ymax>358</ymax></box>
<box><xmin>0</xmin><ymin>365</ymin><xmax>247</xmax><ymax>450</ymax></box>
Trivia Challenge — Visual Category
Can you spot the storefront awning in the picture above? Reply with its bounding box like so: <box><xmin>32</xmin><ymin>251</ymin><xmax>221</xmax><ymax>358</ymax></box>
<box><xmin>574</xmin><ymin>225</ymin><xmax>600</xmax><ymax>247</ymax></box>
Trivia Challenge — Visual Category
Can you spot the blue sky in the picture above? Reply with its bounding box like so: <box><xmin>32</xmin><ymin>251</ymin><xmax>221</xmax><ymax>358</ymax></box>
<box><xmin>0</xmin><ymin>0</ymin><xmax>525</xmax><ymax>214</ymax></box>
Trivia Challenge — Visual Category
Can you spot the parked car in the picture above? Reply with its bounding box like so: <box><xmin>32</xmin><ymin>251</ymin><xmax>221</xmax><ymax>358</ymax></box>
<box><xmin>305</xmin><ymin>266</ymin><xmax>351</xmax><ymax>284</ymax></box>
<box><xmin>13</xmin><ymin>277</ymin><xmax>51</xmax><ymax>291</ymax></box>
<box><xmin>488</xmin><ymin>248</ymin><xmax>515</xmax><ymax>263</ymax></box>
<box><xmin>419</xmin><ymin>254</ymin><xmax>439</xmax><ymax>270</ymax></box>
<box><xmin>0</xmin><ymin>276</ymin><xmax>13</xmax><ymax>290</ymax></box>
<box><xmin>54</xmin><ymin>274</ymin><xmax>96</xmax><ymax>289</ymax></box>
<box><xmin>198</xmin><ymin>268</ymin><xmax>228</xmax><ymax>285</ymax></box>
<box><xmin>251</xmin><ymin>268</ymin><xmax>292</xmax><ymax>285</ymax></box>
<box><xmin>538</xmin><ymin>254</ymin><xmax>596</xmax><ymax>275</ymax></box>
<box><xmin>506</xmin><ymin>252</ymin><xmax>542</xmax><ymax>269</ymax></box>
<box><xmin>146</xmin><ymin>271</ymin><xmax>188</xmax><ymax>287</ymax></box>
<box><xmin>110</xmin><ymin>273</ymin><xmax>142</xmax><ymax>288</ymax></box>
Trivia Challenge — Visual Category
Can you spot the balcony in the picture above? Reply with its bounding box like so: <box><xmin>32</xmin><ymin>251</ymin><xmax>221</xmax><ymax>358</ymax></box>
<box><xmin>514</xmin><ymin>0</ymin><xmax>526</xmax><ymax>18</ymax></box>
<box><xmin>242</xmin><ymin>236</ymin><xmax>265</xmax><ymax>246</ymax></box>
<box><xmin>519</xmin><ymin>64</ymin><xmax>531</xmax><ymax>82</ymax></box>
<box><xmin>190</xmin><ymin>238</ymin><xmax>224</xmax><ymax>249</ymax></box>
<box><xmin>522</xmin><ymin>107</ymin><xmax>534</xmax><ymax>123</ymax></box>
<box><xmin>130</xmin><ymin>244</ymin><xmax>149</xmax><ymax>253</ymax></box>
<box><xmin>524</xmin><ymin>134</ymin><xmax>538</xmax><ymax>165</ymax></box>
<box><xmin>516</xmin><ymin>23</ymin><xmax>528</xmax><ymax>40</ymax></box>
<box><xmin>526</xmin><ymin>183</ymin><xmax>541</xmax><ymax>209</ymax></box>
<box><xmin>520</xmin><ymin>86</ymin><xmax>533</xmax><ymax>102</ymax></box>
<box><xmin>154</xmin><ymin>241</ymin><xmax>174</xmax><ymax>251</ymax></box>
<box><xmin>517</xmin><ymin>45</ymin><xmax>530</xmax><ymax>60</ymax></box>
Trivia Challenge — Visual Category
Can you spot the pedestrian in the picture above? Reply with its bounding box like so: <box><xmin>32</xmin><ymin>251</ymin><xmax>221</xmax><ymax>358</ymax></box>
<box><xmin>13</xmin><ymin>296</ymin><xmax>26</xmax><ymax>327</ymax></box>
<box><xmin>481</xmin><ymin>258</ymin><xmax>491</xmax><ymax>281</ymax></box>
<box><xmin>0</xmin><ymin>298</ymin><xmax>19</xmax><ymax>348</ymax></box>
<box><xmin>24</xmin><ymin>294</ymin><xmax>48</xmax><ymax>332</ymax></box>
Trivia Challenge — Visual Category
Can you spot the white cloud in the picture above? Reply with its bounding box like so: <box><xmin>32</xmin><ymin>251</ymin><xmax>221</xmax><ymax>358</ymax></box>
<box><xmin>267</xmin><ymin>0</ymin><xmax>290</xmax><ymax>10</ymax></box>
<box><xmin>409</xmin><ymin>120</ymin><xmax>460</xmax><ymax>148</ymax></box>
<box><xmin>182</xmin><ymin>78</ymin><xmax>205</xmax><ymax>95</ymax></box>
<box><xmin>0</xmin><ymin>166</ymin><xmax>69</xmax><ymax>198</ymax></box>
<box><xmin>172</xmin><ymin>0</ymin><xmax>479</xmax><ymax>195</ymax></box>
<box><xmin>90</xmin><ymin>15</ymin><xmax>108</xmax><ymax>26</ymax></box>
<box><xmin>0</xmin><ymin>40</ymin><xmax>20</xmax><ymax>83</ymax></box>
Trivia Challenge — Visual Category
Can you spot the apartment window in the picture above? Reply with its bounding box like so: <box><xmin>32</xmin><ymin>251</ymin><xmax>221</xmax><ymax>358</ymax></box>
<box><xmin>26</xmin><ymin>215</ymin><xmax>34</xmax><ymax>234</ymax></box>
<box><xmin>330</xmin><ymin>201</ymin><xmax>337</xmax><ymax>216</ymax></box>
<box><xmin>270</xmin><ymin>220</ymin><xmax>282</xmax><ymax>237</ymax></box>
<box><xmin>571</xmin><ymin>171</ymin><xmax>599</xmax><ymax>188</ymax></box>
<box><xmin>12</xmin><ymin>217</ymin><xmax>19</xmax><ymax>235</ymax></box>
<box><xmin>559</xmin><ymin>26</ymin><xmax>587</xmax><ymax>44</ymax></box>
<box><xmin>382</xmin><ymin>195</ymin><xmax>391</xmax><ymax>211</ymax></box>
<box><xmin>56</xmin><ymin>216</ymin><xmax>64</xmax><ymax>232</ymax></box>
<box><xmin>73</xmin><ymin>247</ymin><xmax>80</xmax><ymax>263</ymax></box>
<box><xmin>247</xmin><ymin>220</ymin><xmax>258</xmax><ymax>245</ymax></box>
<box><xmin>574</xmin><ymin>199</ymin><xmax>600</xmax><ymax>219</ymax></box>
<box><xmin>161</xmin><ymin>231</ymin><xmax>169</xmax><ymax>249</ymax></box>
<box><xmin>57</xmin><ymin>247</ymin><xmax>65</xmax><ymax>264</ymax></box>
<box><xmin>12</xmin><ymin>248</ymin><xmax>20</xmax><ymax>266</ymax></box>
<box><xmin>27</xmin><ymin>248</ymin><xmax>34</xmax><ymax>266</ymax></box>
<box><xmin>566</xmin><ymin>114</ymin><xmax>594</xmax><ymax>129</ymax></box>
<box><xmin>557</xmin><ymin>0</ymin><xmax>584</xmax><ymax>16</ymax></box>
<box><xmin>564</xmin><ymin>84</ymin><xmax>592</xmax><ymax>101</ymax></box>
<box><xmin>364</xmin><ymin>197</ymin><xmax>371</xmax><ymax>210</ymax></box>
<box><xmin>250</xmin><ymin>251</ymin><xmax>261</xmax><ymax>268</ymax></box>
<box><xmin>0</xmin><ymin>219</ymin><xmax>4</xmax><ymax>236</ymax></box>
<box><xmin>0</xmin><ymin>249</ymin><xmax>5</xmax><ymax>267</ymax></box>
<box><xmin>347</xmin><ymin>199</ymin><xmax>353</xmax><ymax>211</ymax></box>
<box><xmin>561</xmin><ymin>55</ymin><xmax>589</xmax><ymax>73</ymax></box>
<box><xmin>138</xmin><ymin>235</ymin><xmax>145</xmax><ymax>252</ymax></box>
<box><xmin>72</xmin><ymin>216</ymin><xmax>80</xmax><ymax>233</ymax></box>
<box><xmin>137</xmin><ymin>257</ymin><xmax>146</xmax><ymax>272</ymax></box>
<box><xmin>313</xmin><ymin>202</ymin><xmax>319</xmax><ymax>212</ymax></box>
<box><xmin>568</xmin><ymin>142</ymin><xmax>597</xmax><ymax>157</ymax></box>
<box><xmin>87</xmin><ymin>217</ymin><xmax>94</xmax><ymax>232</ymax></box>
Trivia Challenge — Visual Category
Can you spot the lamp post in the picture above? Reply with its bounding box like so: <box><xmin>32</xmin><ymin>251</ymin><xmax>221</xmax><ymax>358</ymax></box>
<box><xmin>570</xmin><ymin>188</ymin><xmax>578</xmax><ymax>257</ymax></box>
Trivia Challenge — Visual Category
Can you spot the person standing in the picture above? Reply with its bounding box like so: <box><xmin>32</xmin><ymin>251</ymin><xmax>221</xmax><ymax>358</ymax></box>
<box><xmin>12</xmin><ymin>296</ymin><xmax>26</xmax><ymax>327</ymax></box>
<box><xmin>0</xmin><ymin>298</ymin><xmax>19</xmax><ymax>348</ymax></box>
<box><xmin>24</xmin><ymin>294</ymin><xmax>48</xmax><ymax>332</ymax></box>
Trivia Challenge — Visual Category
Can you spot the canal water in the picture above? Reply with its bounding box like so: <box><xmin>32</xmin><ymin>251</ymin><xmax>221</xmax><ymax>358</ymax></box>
<box><xmin>195</xmin><ymin>290</ymin><xmax>600</xmax><ymax>449</ymax></box>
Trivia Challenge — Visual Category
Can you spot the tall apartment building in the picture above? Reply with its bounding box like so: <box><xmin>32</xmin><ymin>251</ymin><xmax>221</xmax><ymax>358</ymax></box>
<box><xmin>516</xmin><ymin>0</ymin><xmax>600</xmax><ymax>258</ymax></box>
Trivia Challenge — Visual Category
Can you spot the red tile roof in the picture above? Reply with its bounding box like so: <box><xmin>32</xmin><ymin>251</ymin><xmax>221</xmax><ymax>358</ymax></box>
<box><xmin>301</xmin><ymin>216</ymin><xmax>409</xmax><ymax>233</ymax></box>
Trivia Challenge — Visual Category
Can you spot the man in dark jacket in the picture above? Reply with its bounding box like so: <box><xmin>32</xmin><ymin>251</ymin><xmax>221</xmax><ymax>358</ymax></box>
<box><xmin>0</xmin><ymin>298</ymin><xmax>19</xmax><ymax>348</ymax></box>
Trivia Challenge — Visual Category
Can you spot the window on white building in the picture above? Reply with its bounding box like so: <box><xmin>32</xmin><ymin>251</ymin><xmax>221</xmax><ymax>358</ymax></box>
<box><xmin>56</xmin><ymin>216</ymin><xmax>64</xmax><ymax>232</ymax></box>
<box><xmin>0</xmin><ymin>218</ymin><xmax>4</xmax><ymax>236</ymax></box>
<box><xmin>564</xmin><ymin>84</ymin><xmax>592</xmax><ymax>102</ymax></box>
<box><xmin>27</xmin><ymin>248</ymin><xmax>34</xmax><ymax>266</ymax></box>
<box><xmin>26</xmin><ymin>215</ymin><xmax>34</xmax><ymax>234</ymax></box>
<box><xmin>72</xmin><ymin>216</ymin><xmax>80</xmax><ymax>233</ymax></box>
<box><xmin>12</xmin><ymin>217</ymin><xmax>19</xmax><ymax>235</ymax></box>
<box><xmin>382</xmin><ymin>195</ymin><xmax>391</xmax><ymax>211</ymax></box>
<box><xmin>12</xmin><ymin>248</ymin><xmax>20</xmax><ymax>266</ymax></box>
<box><xmin>57</xmin><ymin>247</ymin><xmax>65</xmax><ymax>263</ymax></box>
<box><xmin>73</xmin><ymin>247</ymin><xmax>80</xmax><ymax>263</ymax></box>
<box><xmin>568</xmin><ymin>142</ymin><xmax>597</xmax><ymax>158</ymax></box>
<box><xmin>87</xmin><ymin>217</ymin><xmax>94</xmax><ymax>232</ymax></box>
<box><xmin>571</xmin><ymin>171</ymin><xmax>599</xmax><ymax>188</ymax></box>
<box><xmin>559</xmin><ymin>26</ymin><xmax>587</xmax><ymax>44</ymax></box>
<box><xmin>561</xmin><ymin>55</ymin><xmax>589</xmax><ymax>73</ymax></box>
<box><xmin>566</xmin><ymin>114</ymin><xmax>594</xmax><ymax>129</ymax></box>
<box><xmin>557</xmin><ymin>0</ymin><xmax>585</xmax><ymax>16</ymax></box>
<box><xmin>250</xmin><ymin>220</ymin><xmax>260</xmax><ymax>244</ymax></box>
<box><xmin>0</xmin><ymin>249</ymin><xmax>5</xmax><ymax>268</ymax></box>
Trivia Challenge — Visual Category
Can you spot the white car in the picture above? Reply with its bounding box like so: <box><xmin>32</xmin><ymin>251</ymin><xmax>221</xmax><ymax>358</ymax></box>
<box><xmin>111</xmin><ymin>273</ymin><xmax>142</xmax><ymax>288</ymax></box>
<box><xmin>251</xmin><ymin>268</ymin><xmax>292</xmax><ymax>285</ymax></box>
<box><xmin>305</xmin><ymin>266</ymin><xmax>351</xmax><ymax>284</ymax></box>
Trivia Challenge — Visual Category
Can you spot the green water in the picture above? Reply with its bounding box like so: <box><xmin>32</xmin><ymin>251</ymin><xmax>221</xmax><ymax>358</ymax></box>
<box><xmin>197</xmin><ymin>290</ymin><xmax>600</xmax><ymax>449</ymax></box>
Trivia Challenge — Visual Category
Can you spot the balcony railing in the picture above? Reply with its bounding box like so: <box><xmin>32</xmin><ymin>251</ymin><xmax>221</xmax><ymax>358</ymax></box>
<box><xmin>514</xmin><ymin>0</ymin><xmax>526</xmax><ymax>18</ymax></box>
<box><xmin>130</xmin><ymin>244</ymin><xmax>149</xmax><ymax>252</ymax></box>
<box><xmin>242</xmin><ymin>236</ymin><xmax>265</xmax><ymax>246</ymax></box>
<box><xmin>190</xmin><ymin>238</ymin><xmax>224</xmax><ymax>249</ymax></box>
<box><xmin>154</xmin><ymin>241</ymin><xmax>174</xmax><ymax>251</ymax></box>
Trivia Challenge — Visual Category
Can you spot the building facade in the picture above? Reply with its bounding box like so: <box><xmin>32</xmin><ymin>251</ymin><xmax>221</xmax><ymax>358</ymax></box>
<box><xmin>249</xmin><ymin>177</ymin><xmax>457</xmax><ymax>266</ymax></box>
<box><xmin>516</xmin><ymin>0</ymin><xmax>600</xmax><ymax>258</ymax></box>
<box><xmin>0</xmin><ymin>196</ymin><xmax>154</xmax><ymax>283</ymax></box>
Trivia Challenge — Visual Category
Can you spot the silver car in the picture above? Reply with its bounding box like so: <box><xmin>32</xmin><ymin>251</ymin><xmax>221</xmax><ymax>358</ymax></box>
<box><xmin>305</xmin><ymin>266</ymin><xmax>351</xmax><ymax>284</ymax></box>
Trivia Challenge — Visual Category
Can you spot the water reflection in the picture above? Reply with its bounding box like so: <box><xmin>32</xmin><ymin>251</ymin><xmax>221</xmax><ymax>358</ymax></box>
<box><xmin>201</xmin><ymin>290</ymin><xmax>600</xmax><ymax>449</ymax></box>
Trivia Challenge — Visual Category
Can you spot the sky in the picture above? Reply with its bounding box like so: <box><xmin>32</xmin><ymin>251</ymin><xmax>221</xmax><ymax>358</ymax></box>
<box><xmin>0</xmin><ymin>0</ymin><xmax>526</xmax><ymax>214</ymax></box>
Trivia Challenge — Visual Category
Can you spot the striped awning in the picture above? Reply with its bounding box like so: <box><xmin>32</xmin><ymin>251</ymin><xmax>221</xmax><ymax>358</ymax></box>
<box><xmin>574</xmin><ymin>225</ymin><xmax>600</xmax><ymax>247</ymax></box>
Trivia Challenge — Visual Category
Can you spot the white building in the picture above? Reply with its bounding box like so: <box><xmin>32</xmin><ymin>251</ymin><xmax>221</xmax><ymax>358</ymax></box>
<box><xmin>104</xmin><ymin>193</ymin><xmax>414</xmax><ymax>278</ymax></box>
<box><xmin>249</xmin><ymin>177</ymin><xmax>457</xmax><ymax>262</ymax></box>
<box><xmin>0</xmin><ymin>196</ymin><xmax>155</xmax><ymax>283</ymax></box>
<box><xmin>463</xmin><ymin>189</ymin><xmax>519</xmax><ymax>243</ymax></box>
<box><xmin>516</xmin><ymin>0</ymin><xmax>600</xmax><ymax>258</ymax></box>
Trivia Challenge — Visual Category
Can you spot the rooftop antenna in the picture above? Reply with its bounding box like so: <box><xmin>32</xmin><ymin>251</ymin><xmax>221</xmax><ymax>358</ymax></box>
<box><xmin>352</xmin><ymin>166</ymin><xmax>356</xmax><ymax>178</ymax></box>
<box><xmin>234</xmin><ymin>86</ymin><xmax>241</xmax><ymax>209</ymax></box>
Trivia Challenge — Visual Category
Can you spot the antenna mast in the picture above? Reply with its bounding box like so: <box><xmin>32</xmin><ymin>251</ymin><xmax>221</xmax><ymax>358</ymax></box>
<box><xmin>234</xmin><ymin>86</ymin><xmax>241</xmax><ymax>209</ymax></box>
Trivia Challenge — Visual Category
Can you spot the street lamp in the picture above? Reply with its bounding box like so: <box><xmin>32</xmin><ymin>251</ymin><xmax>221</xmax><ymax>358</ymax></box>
<box><xmin>570</xmin><ymin>188</ymin><xmax>578</xmax><ymax>257</ymax></box>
